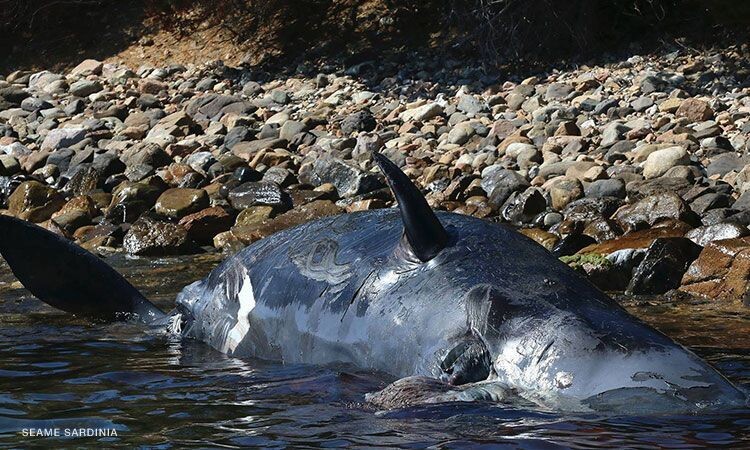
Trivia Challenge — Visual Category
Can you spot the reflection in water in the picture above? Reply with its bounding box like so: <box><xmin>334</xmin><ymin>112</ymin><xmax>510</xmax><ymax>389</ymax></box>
<box><xmin>0</xmin><ymin>253</ymin><xmax>749</xmax><ymax>447</ymax></box>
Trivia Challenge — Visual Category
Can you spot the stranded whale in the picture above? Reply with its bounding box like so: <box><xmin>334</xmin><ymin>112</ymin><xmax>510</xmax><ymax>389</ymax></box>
<box><xmin>0</xmin><ymin>153</ymin><xmax>745</xmax><ymax>413</ymax></box>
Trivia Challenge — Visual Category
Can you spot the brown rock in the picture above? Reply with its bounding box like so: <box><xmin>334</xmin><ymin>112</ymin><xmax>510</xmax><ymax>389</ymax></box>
<box><xmin>346</xmin><ymin>199</ymin><xmax>387</xmax><ymax>212</ymax></box>
<box><xmin>8</xmin><ymin>181</ymin><xmax>65</xmax><ymax>222</ymax></box>
<box><xmin>519</xmin><ymin>228</ymin><xmax>560</xmax><ymax>250</ymax></box>
<box><xmin>123</xmin><ymin>215</ymin><xmax>196</xmax><ymax>256</ymax></box>
<box><xmin>51</xmin><ymin>210</ymin><xmax>91</xmax><ymax>234</ymax></box>
<box><xmin>232</xmin><ymin>200</ymin><xmax>342</xmax><ymax>244</ymax></box>
<box><xmin>579</xmin><ymin>222</ymin><xmax>692</xmax><ymax>255</ymax></box>
<box><xmin>675</xmin><ymin>98</ymin><xmax>714</xmax><ymax>122</ymax></box>
<box><xmin>154</xmin><ymin>188</ymin><xmax>209</xmax><ymax>219</ymax></box>
<box><xmin>680</xmin><ymin>237</ymin><xmax>750</xmax><ymax>302</ymax></box>
<box><xmin>548</xmin><ymin>177</ymin><xmax>584</xmax><ymax>210</ymax></box>
<box><xmin>139</xmin><ymin>79</ymin><xmax>168</xmax><ymax>95</ymax></box>
<box><xmin>53</xmin><ymin>195</ymin><xmax>99</xmax><ymax>219</ymax></box>
<box><xmin>179</xmin><ymin>206</ymin><xmax>234</xmax><ymax>244</ymax></box>
<box><xmin>235</xmin><ymin>206</ymin><xmax>278</xmax><ymax>227</ymax></box>
<box><xmin>613</xmin><ymin>192</ymin><xmax>697</xmax><ymax>232</ymax></box>
<box><xmin>213</xmin><ymin>230</ymin><xmax>245</xmax><ymax>253</ymax></box>
<box><xmin>19</xmin><ymin>150</ymin><xmax>51</xmax><ymax>173</ymax></box>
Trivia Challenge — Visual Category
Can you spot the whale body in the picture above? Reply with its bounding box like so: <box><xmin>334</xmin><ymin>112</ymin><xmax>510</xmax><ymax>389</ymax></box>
<box><xmin>0</xmin><ymin>153</ymin><xmax>745</xmax><ymax>413</ymax></box>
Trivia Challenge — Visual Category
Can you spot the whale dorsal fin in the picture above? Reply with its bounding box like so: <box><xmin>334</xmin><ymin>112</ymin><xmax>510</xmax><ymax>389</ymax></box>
<box><xmin>372</xmin><ymin>152</ymin><xmax>448</xmax><ymax>262</ymax></box>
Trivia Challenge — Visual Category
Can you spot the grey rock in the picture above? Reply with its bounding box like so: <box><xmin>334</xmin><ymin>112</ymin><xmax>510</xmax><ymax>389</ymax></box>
<box><xmin>41</xmin><ymin>128</ymin><xmax>87</xmax><ymax>151</ymax></box>
<box><xmin>584</xmin><ymin>178</ymin><xmax>626</xmax><ymax>199</ymax></box>
<box><xmin>299</xmin><ymin>156</ymin><xmax>382</xmax><ymax>197</ymax></box>
<box><xmin>685</xmin><ymin>223</ymin><xmax>749</xmax><ymax>247</ymax></box>
<box><xmin>69</xmin><ymin>80</ymin><xmax>103</xmax><ymax>97</ymax></box>
<box><xmin>227</xmin><ymin>181</ymin><xmax>292</xmax><ymax>210</ymax></box>
<box><xmin>480</xmin><ymin>165</ymin><xmax>530</xmax><ymax>208</ymax></box>
<box><xmin>341</xmin><ymin>111</ymin><xmax>376</xmax><ymax>135</ymax></box>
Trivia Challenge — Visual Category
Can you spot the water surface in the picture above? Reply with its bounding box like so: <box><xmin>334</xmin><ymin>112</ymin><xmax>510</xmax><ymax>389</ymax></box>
<box><xmin>1</xmin><ymin>253</ymin><xmax>750</xmax><ymax>448</ymax></box>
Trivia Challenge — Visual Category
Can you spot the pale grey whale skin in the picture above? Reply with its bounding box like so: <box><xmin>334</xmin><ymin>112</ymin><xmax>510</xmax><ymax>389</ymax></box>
<box><xmin>172</xmin><ymin>208</ymin><xmax>746</xmax><ymax>413</ymax></box>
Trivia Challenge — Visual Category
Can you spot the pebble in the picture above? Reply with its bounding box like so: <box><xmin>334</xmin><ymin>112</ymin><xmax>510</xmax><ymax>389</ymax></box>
<box><xmin>0</xmin><ymin>49</ymin><xmax>749</xmax><ymax>302</ymax></box>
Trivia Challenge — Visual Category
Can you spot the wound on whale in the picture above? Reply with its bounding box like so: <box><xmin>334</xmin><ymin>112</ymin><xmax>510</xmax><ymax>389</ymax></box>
<box><xmin>0</xmin><ymin>152</ymin><xmax>746</xmax><ymax>414</ymax></box>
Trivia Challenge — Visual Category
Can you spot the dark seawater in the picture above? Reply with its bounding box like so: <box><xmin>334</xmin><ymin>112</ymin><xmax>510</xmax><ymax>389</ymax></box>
<box><xmin>1</xmin><ymin>253</ymin><xmax>750</xmax><ymax>449</ymax></box>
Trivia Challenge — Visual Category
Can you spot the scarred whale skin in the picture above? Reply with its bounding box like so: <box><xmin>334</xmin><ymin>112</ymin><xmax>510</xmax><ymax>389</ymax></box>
<box><xmin>173</xmin><ymin>208</ymin><xmax>747</xmax><ymax>413</ymax></box>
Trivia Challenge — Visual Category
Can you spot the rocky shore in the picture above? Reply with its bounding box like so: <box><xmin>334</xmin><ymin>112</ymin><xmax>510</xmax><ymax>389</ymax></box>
<box><xmin>1</xmin><ymin>47</ymin><xmax>750</xmax><ymax>302</ymax></box>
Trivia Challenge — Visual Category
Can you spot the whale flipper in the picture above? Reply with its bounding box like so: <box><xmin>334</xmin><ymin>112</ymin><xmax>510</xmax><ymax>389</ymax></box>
<box><xmin>372</xmin><ymin>152</ymin><xmax>448</xmax><ymax>262</ymax></box>
<box><xmin>0</xmin><ymin>215</ymin><xmax>164</xmax><ymax>323</ymax></box>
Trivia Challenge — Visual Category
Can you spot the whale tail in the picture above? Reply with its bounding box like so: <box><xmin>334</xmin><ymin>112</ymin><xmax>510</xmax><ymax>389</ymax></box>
<box><xmin>0</xmin><ymin>215</ymin><xmax>165</xmax><ymax>323</ymax></box>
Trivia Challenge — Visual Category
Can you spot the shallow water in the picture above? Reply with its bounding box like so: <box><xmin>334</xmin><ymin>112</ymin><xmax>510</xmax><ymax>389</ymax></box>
<box><xmin>1</xmin><ymin>253</ymin><xmax>750</xmax><ymax>448</ymax></box>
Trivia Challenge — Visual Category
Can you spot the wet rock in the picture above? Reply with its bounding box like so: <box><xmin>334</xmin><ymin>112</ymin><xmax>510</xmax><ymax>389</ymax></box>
<box><xmin>8</xmin><ymin>180</ymin><xmax>65</xmax><ymax>222</ymax></box>
<box><xmin>235</xmin><ymin>205</ymin><xmax>277</xmax><ymax>227</ymax></box>
<box><xmin>519</xmin><ymin>228</ymin><xmax>559</xmax><ymax>250</ymax></box>
<box><xmin>107</xmin><ymin>180</ymin><xmax>162</xmax><ymax>222</ymax></box>
<box><xmin>559</xmin><ymin>253</ymin><xmax>626</xmax><ymax>291</ymax></box>
<box><xmin>55</xmin><ymin>195</ymin><xmax>99</xmax><ymax>218</ymax></box>
<box><xmin>563</xmin><ymin>197</ymin><xmax>623</xmax><ymax>224</ymax></box>
<box><xmin>579</xmin><ymin>223</ymin><xmax>693</xmax><ymax>255</ymax></box>
<box><xmin>299</xmin><ymin>156</ymin><xmax>382</xmax><ymax>198</ymax></box>
<box><xmin>583</xmin><ymin>217</ymin><xmax>623</xmax><ymax>242</ymax></box>
<box><xmin>123</xmin><ymin>216</ymin><xmax>196</xmax><ymax>256</ymax></box>
<box><xmin>227</xmin><ymin>181</ymin><xmax>292</xmax><ymax>211</ymax></box>
<box><xmin>51</xmin><ymin>209</ymin><xmax>91</xmax><ymax>234</ymax></box>
<box><xmin>686</xmin><ymin>223</ymin><xmax>749</xmax><ymax>247</ymax></box>
<box><xmin>680</xmin><ymin>237</ymin><xmax>750</xmax><ymax>303</ymax></box>
<box><xmin>501</xmin><ymin>188</ymin><xmax>547</xmax><ymax>224</ymax></box>
<box><xmin>178</xmin><ymin>206</ymin><xmax>234</xmax><ymax>244</ymax></box>
<box><xmin>154</xmin><ymin>188</ymin><xmax>209</xmax><ymax>219</ymax></box>
<box><xmin>232</xmin><ymin>200</ymin><xmax>342</xmax><ymax>244</ymax></box>
<box><xmin>552</xmin><ymin>234</ymin><xmax>597</xmax><ymax>257</ymax></box>
<box><xmin>626</xmin><ymin>237</ymin><xmax>701</xmax><ymax>295</ymax></box>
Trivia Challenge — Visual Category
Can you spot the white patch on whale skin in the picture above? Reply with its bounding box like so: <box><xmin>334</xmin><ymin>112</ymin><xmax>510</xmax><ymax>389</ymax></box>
<box><xmin>223</xmin><ymin>270</ymin><xmax>256</xmax><ymax>354</ymax></box>
<box><xmin>167</xmin><ymin>313</ymin><xmax>183</xmax><ymax>334</ymax></box>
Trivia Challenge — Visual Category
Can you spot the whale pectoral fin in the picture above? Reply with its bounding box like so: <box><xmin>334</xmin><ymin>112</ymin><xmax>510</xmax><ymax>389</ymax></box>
<box><xmin>440</xmin><ymin>333</ymin><xmax>492</xmax><ymax>386</ymax></box>
<box><xmin>0</xmin><ymin>215</ymin><xmax>164</xmax><ymax>323</ymax></box>
<box><xmin>365</xmin><ymin>376</ymin><xmax>518</xmax><ymax>410</ymax></box>
<box><xmin>372</xmin><ymin>152</ymin><xmax>448</xmax><ymax>262</ymax></box>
